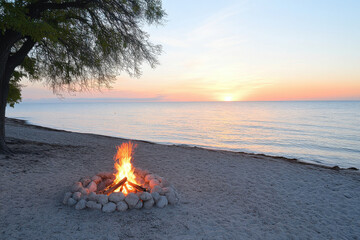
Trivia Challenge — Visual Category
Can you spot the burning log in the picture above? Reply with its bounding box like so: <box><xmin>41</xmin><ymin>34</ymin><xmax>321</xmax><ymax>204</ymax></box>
<box><xmin>128</xmin><ymin>181</ymin><xmax>148</xmax><ymax>192</ymax></box>
<box><xmin>100</xmin><ymin>177</ymin><xmax>127</xmax><ymax>195</ymax></box>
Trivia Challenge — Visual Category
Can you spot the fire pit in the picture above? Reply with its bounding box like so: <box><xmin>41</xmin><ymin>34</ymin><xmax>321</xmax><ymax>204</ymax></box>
<box><xmin>62</xmin><ymin>142</ymin><xmax>179</xmax><ymax>212</ymax></box>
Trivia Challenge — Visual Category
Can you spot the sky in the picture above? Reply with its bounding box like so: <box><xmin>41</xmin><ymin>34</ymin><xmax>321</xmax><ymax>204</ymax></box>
<box><xmin>22</xmin><ymin>0</ymin><xmax>360</xmax><ymax>102</ymax></box>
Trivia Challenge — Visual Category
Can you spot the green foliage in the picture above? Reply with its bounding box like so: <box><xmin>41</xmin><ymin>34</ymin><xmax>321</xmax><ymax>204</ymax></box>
<box><xmin>1</xmin><ymin>0</ymin><xmax>166</xmax><ymax>97</ymax></box>
<box><xmin>7</xmin><ymin>72</ymin><xmax>22</xmax><ymax>108</ymax></box>
<box><xmin>6</xmin><ymin>55</ymin><xmax>40</xmax><ymax>107</ymax></box>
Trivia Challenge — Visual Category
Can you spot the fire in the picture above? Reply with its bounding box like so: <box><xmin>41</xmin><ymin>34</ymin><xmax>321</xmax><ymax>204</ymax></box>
<box><xmin>110</xmin><ymin>142</ymin><xmax>138</xmax><ymax>195</ymax></box>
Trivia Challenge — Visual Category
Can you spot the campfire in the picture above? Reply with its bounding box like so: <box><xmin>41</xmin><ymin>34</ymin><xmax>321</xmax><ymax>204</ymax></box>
<box><xmin>98</xmin><ymin>142</ymin><xmax>147</xmax><ymax>195</ymax></box>
<box><xmin>63</xmin><ymin>142</ymin><xmax>178</xmax><ymax>212</ymax></box>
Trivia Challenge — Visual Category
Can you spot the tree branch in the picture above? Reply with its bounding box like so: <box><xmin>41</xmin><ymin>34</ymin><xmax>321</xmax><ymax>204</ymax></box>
<box><xmin>7</xmin><ymin>37</ymin><xmax>36</xmax><ymax>70</ymax></box>
<box><xmin>28</xmin><ymin>0</ymin><xmax>95</xmax><ymax>18</ymax></box>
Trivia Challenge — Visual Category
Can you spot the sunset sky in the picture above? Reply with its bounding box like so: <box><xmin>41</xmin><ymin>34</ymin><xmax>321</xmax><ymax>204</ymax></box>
<box><xmin>22</xmin><ymin>0</ymin><xmax>360</xmax><ymax>102</ymax></box>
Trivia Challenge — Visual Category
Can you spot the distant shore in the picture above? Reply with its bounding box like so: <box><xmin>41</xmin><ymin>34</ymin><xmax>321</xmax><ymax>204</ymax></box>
<box><xmin>1</xmin><ymin>117</ymin><xmax>359</xmax><ymax>239</ymax></box>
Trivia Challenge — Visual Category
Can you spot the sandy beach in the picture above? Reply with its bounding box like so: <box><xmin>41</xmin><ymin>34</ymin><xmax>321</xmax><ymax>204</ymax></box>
<box><xmin>1</xmin><ymin>118</ymin><xmax>359</xmax><ymax>240</ymax></box>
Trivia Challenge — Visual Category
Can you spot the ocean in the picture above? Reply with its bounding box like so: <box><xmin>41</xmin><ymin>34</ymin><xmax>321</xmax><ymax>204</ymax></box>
<box><xmin>6</xmin><ymin>101</ymin><xmax>360</xmax><ymax>168</ymax></box>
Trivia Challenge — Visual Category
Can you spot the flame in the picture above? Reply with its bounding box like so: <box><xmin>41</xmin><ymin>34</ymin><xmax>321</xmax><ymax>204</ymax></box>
<box><xmin>111</xmin><ymin>142</ymin><xmax>138</xmax><ymax>195</ymax></box>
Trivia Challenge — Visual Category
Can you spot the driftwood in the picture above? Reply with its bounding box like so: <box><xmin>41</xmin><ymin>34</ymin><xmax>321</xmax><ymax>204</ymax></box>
<box><xmin>128</xmin><ymin>181</ymin><xmax>148</xmax><ymax>192</ymax></box>
<box><xmin>97</xmin><ymin>176</ymin><xmax>148</xmax><ymax>195</ymax></box>
<box><xmin>101</xmin><ymin>177</ymin><xmax>127</xmax><ymax>195</ymax></box>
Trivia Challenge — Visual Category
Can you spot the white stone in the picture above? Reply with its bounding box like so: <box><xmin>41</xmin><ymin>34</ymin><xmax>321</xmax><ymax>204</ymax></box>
<box><xmin>160</xmin><ymin>179</ymin><xmax>171</xmax><ymax>188</ymax></box>
<box><xmin>156</xmin><ymin>196</ymin><xmax>168</xmax><ymax>208</ymax></box>
<box><xmin>135</xmin><ymin>168</ymin><xmax>149</xmax><ymax>179</ymax></box>
<box><xmin>109</xmin><ymin>192</ymin><xmax>125</xmax><ymax>203</ymax></box>
<box><xmin>96</xmin><ymin>194</ymin><xmax>108</xmax><ymax>205</ymax></box>
<box><xmin>102</xmin><ymin>202</ymin><xmax>116</xmax><ymax>213</ymax></box>
<box><xmin>116</xmin><ymin>201</ymin><xmax>128</xmax><ymax>211</ymax></box>
<box><xmin>143</xmin><ymin>198</ymin><xmax>155</xmax><ymax>209</ymax></box>
<box><xmin>88</xmin><ymin>192</ymin><xmax>97</xmax><ymax>201</ymax></box>
<box><xmin>135</xmin><ymin>177</ymin><xmax>145</xmax><ymax>186</ymax></box>
<box><xmin>150</xmin><ymin>185</ymin><xmax>162</xmax><ymax>194</ymax></box>
<box><xmin>86</xmin><ymin>201</ymin><xmax>102</xmax><ymax>210</ymax></box>
<box><xmin>97</xmin><ymin>172</ymin><xmax>113</xmax><ymax>179</ymax></box>
<box><xmin>80</xmin><ymin>177</ymin><xmax>91</xmax><ymax>187</ymax></box>
<box><xmin>124</xmin><ymin>193</ymin><xmax>139</xmax><ymax>209</ymax></box>
<box><xmin>134</xmin><ymin>200</ymin><xmax>143</xmax><ymax>209</ymax></box>
<box><xmin>72</xmin><ymin>192</ymin><xmax>82</xmax><ymax>201</ymax></box>
<box><xmin>91</xmin><ymin>175</ymin><xmax>102</xmax><ymax>184</ymax></box>
<box><xmin>166</xmin><ymin>191</ymin><xmax>178</xmax><ymax>205</ymax></box>
<box><xmin>149</xmin><ymin>179</ymin><xmax>160</xmax><ymax>189</ymax></box>
<box><xmin>81</xmin><ymin>194</ymin><xmax>89</xmax><ymax>201</ymax></box>
<box><xmin>87</xmin><ymin>181</ymin><xmax>97</xmax><ymax>192</ymax></box>
<box><xmin>140</xmin><ymin>192</ymin><xmax>152</xmax><ymax>201</ymax></box>
<box><xmin>75</xmin><ymin>199</ymin><xmax>87</xmax><ymax>210</ymax></box>
<box><xmin>67</xmin><ymin>197</ymin><xmax>77</xmax><ymax>206</ymax></box>
<box><xmin>79</xmin><ymin>187</ymin><xmax>89</xmax><ymax>195</ymax></box>
<box><xmin>71</xmin><ymin>182</ymin><xmax>82</xmax><ymax>192</ymax></box>
<box><xmin>144</xmin><ymin>174</ymin><xmax>155</xmax><ymax>182</ymax></box>
<box><xmin>151</xmin><ymin>192</ymin><xmax>161</xmax><ymax>202</ymax></box>
<box><xmin>97</xmin><ymin>179</ymin><xmax>113</xmax><ymax>192</ymax></box>
<box><xmin>63</xmin><ymin>192</ymin><xmax>72</xmax><ymax>205</ymax></box>
<box><xmin>162</xmin><ymin>187</ymin><xmax>174</xmax><ymax>194</ymax></box>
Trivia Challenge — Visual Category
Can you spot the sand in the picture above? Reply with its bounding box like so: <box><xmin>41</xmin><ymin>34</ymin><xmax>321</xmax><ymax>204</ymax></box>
<box><xmin>1</xmin><ymin>118</ymin><xmax>359</xmax><ymax>240</ymax></box>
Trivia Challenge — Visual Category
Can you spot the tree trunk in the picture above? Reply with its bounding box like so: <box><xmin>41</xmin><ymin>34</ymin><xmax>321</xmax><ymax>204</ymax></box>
<box><xmin>0</xmin><ymin>31</ymin><xmax>21</xmax><ymax>154</ymax></box>
<box><xmin>0</xmin><ymin>60</ymin><xmax>11</xmax><ymax>154</ymax></box>
<box><xmin>0</xmin><ymin>31</ymin><xmax>33</xmax><ymax>154</ymax></box>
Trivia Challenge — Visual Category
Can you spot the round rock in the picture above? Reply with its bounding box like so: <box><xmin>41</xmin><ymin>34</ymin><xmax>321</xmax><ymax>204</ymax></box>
<box><xmin>67</xmin><ymin>197</ymin><xmax>77</xmax><ymax>206</ymax></box>
<box><xmin>143</xmin><ymin>198</ymin><xmax>155</xmax><ymax>209</ymax></box>
<box><xmin>87</xmin><ymin>181</ymin><xmax>97</xmax><ymax>192</ymax></box>
<box><xmin>150</xmin><ymin>185</ymin><xmax>162</xmax><ymax>194</ymax></box>
<box><xmin>149</xmin><ymin>179</ymin><xmax>160</xmax><ymax>189</ymax></box>
<box><xmin>116</xmin><ymin>201</ymin><xmax>128</xmax><ymax>211</ymax></box>
<box><xmin>91</xmin><ymin>175</ymin><xmax>102</xmax><ymax>184</ymax></box>
<box><xmin>162</xmin><ymin>187</ymin><xmax>174</xmax><ymax>194</ymax></box>
<box><xmin>140</xmin><ymin>192</ymin><xmax>152</xmax><ymax>201</ymax></box>
<box><xmin>75</xmin><ymin>199</ymin><xmax>87</xmax><ymax>210</ymax></box>
<box><xmin>97</xmin><ymin>172</ymin><xmax>113</xmax><ymax>179</ymax></box>
<box><xmin>88</xmin><ymin>192</ymin><xmax>97</xmax><ymax>201</ymax></box>
<box><xmin>86</xmin><ymin>200</ymin><xmax>102</xmax><ymax>210</ymax></box>
<box><xmin>144</xmin><ymin>174</ymin><xmax>155</xmax><ymax>182</ymax></box>
<box><xmin>109</xmin><ymin>192</ymin><xmax>125</xmax><ymax>203</ymax></box>
<box><xmin>71</xmin><ymin>182</ymin><xmax>82</xmax><ymax>192</ymax></box>
<box><xmin>135</xmin><ymin>168</ymin><xmax>149</xmax><ymax>179</ymax></box>
<box><xmin>134</xmin><ymin>200</ymin><xmax>143</xmax><ymax>209</ymax></box>
<box><xmin>102</xmin><ymin>202</ymin><xmax>117</xmax><ymax>213</ymax></box>
<box><xmin>97</xmin><ymin>179</ymin><xmax>113</xmax><ymax>192</ymax></box>
<box><xmin>96</xmin><ymin>194</ymin><xmax>109</xmax><ymax>205</ymax></box>
<box><xmin>160</xmin><ymin>178</ymin><xmax>171</xmax><ymax>188</ymax></box>
<box><xmin>124</xmin><ymin>193</ymin><xmax>139</xmax><ymax>209</ymax></box>
<box><xmin>63</xmin><ymin>192</ymin><xmax>72</xmax><ymax>205</ymax></box>
<box><xmin>151</xmin><ymin>192</ymin><xmax>161</xmax><ymax>203</ymax></box>
<box><xmin>156</xmin><ymin>196</ymin><xmax>168</xmax><ymax>208</ymax></box>
<box><xmin>166</xmin><ymin>191</ymin><xmax>178</xmax><ymax>205</ymax></box>
<box><xmin>80</xmin><ymin>177</ymin><xmax>91</xmax><ymax>187</ymax></box>
<box><xmin>79</xmin><ymin>187</ymin><xmax>89</xmax><ymax>195</ymax></box>
<box><xmin>72</xmin><ymin>192</ymin><xmax>82</xmax><ymax>201</ymax></box>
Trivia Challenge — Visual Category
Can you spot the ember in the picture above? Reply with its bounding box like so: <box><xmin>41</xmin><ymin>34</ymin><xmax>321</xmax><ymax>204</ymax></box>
<box><xmin>63</xmin><ymin>141</ymin><xmax>179</xmax><ymax>212</ymax></box>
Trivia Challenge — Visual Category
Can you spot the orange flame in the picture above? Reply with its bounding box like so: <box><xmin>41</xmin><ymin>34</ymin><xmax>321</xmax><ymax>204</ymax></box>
<box><xmin>112</xmin><ymin>142</ymin><xmax>138</xmax><ymax>195</ymax></box>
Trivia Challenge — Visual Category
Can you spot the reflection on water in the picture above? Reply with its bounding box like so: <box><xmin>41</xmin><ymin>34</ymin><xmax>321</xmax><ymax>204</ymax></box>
<box><xmin>6</xmin><ymin>101</ymin><xmax>360</xmax><ymax>168</ymax></box>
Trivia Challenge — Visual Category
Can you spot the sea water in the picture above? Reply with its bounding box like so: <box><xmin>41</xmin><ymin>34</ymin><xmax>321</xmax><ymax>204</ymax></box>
<box><xmin>6</xmin><ymin>101</ymin><xmax>360</xmax><ymax>168</ymax></box>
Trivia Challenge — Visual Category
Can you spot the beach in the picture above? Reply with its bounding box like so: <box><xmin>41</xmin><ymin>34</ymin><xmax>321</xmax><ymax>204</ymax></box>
<box><xmin>1</xmin><ymin>118</ymin><xmax>359</xmax><ymax>239</ymax></box>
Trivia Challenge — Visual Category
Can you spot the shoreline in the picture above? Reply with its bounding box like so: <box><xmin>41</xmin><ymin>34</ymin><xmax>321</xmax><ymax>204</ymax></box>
<box><xmin>1</xmin><ymin>117</ymin><xmax>360</xmax><ymax>239</ymax></box>
<box><xmin>5</xmin><ymin>117</ymin><xmax>358</xmax><ymax>172</ymax></box>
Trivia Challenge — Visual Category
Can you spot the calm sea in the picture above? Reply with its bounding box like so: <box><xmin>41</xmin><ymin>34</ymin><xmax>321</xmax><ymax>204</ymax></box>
<box><xmin>6</xmin><ymin>101</ymin><xmax>360</xmax><ymax>168</ymax></box>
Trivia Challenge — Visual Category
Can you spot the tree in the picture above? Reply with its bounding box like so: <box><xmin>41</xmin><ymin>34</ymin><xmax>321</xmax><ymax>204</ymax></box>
<box><xmin>0</xmin><ymin>0</ymin><xmax>165</xmax><ymax>153</ymax></box>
